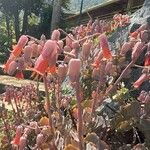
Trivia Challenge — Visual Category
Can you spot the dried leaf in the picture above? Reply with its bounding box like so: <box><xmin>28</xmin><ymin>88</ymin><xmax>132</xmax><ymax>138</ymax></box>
<box><xmin>39</xmin><ymin>116</ymin><xmax>49</xmax><ymax>126</ymax></box>
<box><xmin>64</xmin><ymin>144</ymin><xmax>79</xmax><ymax>150</ymax></box>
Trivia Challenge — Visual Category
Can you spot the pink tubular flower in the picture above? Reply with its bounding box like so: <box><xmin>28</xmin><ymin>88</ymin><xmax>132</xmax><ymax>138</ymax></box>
<box><xmin>37</xmin><ymin>44</ymin><xmax>43</xmax><ymax>54</ymax></box>
<box><xmin>105</xmin><ymin>61</ymin><xmax>113</xmax><ymax>75</ymax></box>
<box><xmin>120</xmin><ymin>42</ymin><xmax>133</xmax><ymax>56</ymax></box>
<box><xmin>17</xmin><ymin>35</ymin><xmax>28</xmax><ymax>48</ymax></box>
<box><xmin>34</xmin><ymin>55</ymin><xmax>49</xmax><ymax>75</ymax></box>
<box><xmin>12</xmin><ymin>35</ymin><xmax>28</xmax><ymax>57</ymax></box>
<box><xmin>92</xmin><ymin>68</ymin><xmax>100</xmax><ymax>80</ymax></box>
<box><xmin>140</xmin><ymin>30</ymin><xmax>149</xmax><ymax>43</ymax></box>
<box><xmin>41</xmin><ymin>40</ymin><xmax>57</xmax><ymax>60</ymax></box>
<box><xmin>23</xmin><ymin>46</ymin><xmax>33</xmax><ymax>60</ymax></box>
<box><xmin>48</xmin><ymin>46</ymin><xmax>57</xmax><ymax>68</ymax></box>
<box><xmin>12</xmin><ymin>125</ymin><xmax>23</xmax><ymax>146</ymax></box>
<box><xmin>57</xmin><ymin>64</ymin><xmax>68</xmax><ymax>80</ymax></box>
<box><xmin>132</xmin><ymin>42</ymin><xmax>145</xmax><ymax>62</ymax></box>
<box><xmin>82</xmin><ymin>40</ymin><xmax>92</xmax><ymax>60</ymax></box>
<box><xmin>33</xmin><ymin>40</ymin><xmax>57</xmax><ymax>75</ymax></box>
<box><xmin>51</xmin><ymin>29</ymin><xmax>60</xmax><ymax>41</ymax></box>
<box><xmin>7</xmin><ymin>61</ymin><xmax>18</xmax><ymax>75</ymax></box>
<box><xmin>67</xmin><ymin>59</ymin><xmax>81</xmax><ymax>83</ymax></box>
<box><xmin>133</xmin><ymin>73</ymin><xmax>148</xmax><ymax>88</ymax></box>
<box><xmin>19</xmin><ymin>135</ymin><xmax>27</xmax><ymax>150</ymax></box>
<box><xmin>99</xmin><ymin>34</ymin><xmax>112</xmax><ymax>59</ymax></box>
<box><xmin>31</xmin><ymin>43</ymin><xmax>38</xmax><ymax>57</ymax></box>
<box><xmin>144</xmin><ymin>52</ymin><xmax>150</xmax><ymax>66</ymax></box>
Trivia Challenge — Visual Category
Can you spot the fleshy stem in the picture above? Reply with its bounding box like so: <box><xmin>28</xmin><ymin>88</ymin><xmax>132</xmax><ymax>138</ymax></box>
<box><xmin>105</xmin><ymin>61</ymin><xmax>134</xmax><ymax>96</ymax></box>
<box><xmin>1</xmin><ymin>108</ymin><xmax>11</xmax><ymax>148</ymax></box>
<box><xmin>91</xmin><ymin>85</ymin><xmax>100</xmax><ymax>116</ymax></box>
<box><xmin>43</xmin><ymin>75</ymin><xmax>54</xmax><ymax>133</ymax></box>
<box><xmin>75</xmin><ymin>80</ymin><xmax>84</xmax><ymax>150</ymax></box>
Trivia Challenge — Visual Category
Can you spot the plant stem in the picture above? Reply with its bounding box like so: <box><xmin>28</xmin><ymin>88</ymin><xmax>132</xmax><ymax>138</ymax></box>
<box><xmin>13</xmin><ymin>95</ymin><xmax>21</xmax><ymax>119</ymax></box>
<box><xmin>43</xmin><ymin>75</ymin><xmax>54</xmax><ymax>133</ymax></box>
<box><xmin>105</xmin><ymin>61</ymin><xmax>134</xmax><ymax>96</ymax></box>
<box><xmin>75</xmin><ymin>81</ymin><xmax>84</xmax><ymax>150</ymax></box>
<box><xmin>91</xmin><ymin>86</ymin><xmax>99</xmax><ymax>116</ymax></box>
<box><xmin>57</xmin><ymin>77</ymin><xmax>61</xmax><ymax>110</ymax></box>
<box><xmin>1</xmin><ymin>111</ymin><xmax>11</xmax><ymax>148</ymax></box>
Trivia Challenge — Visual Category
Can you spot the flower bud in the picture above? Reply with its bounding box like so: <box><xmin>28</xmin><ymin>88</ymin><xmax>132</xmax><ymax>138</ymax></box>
<box><xmin>92</xmin><ymin>68</ymin><xmax>100</xmax><ymax>80</ymax></box>
<box><xmin>67</xmin><ymin>59</ymin><xmax>81</xmax><ymax>83</ymax></box>
<box><xmin>19</xmin><ymin>135</ymin><xmax>27</xmax><ymax>150</ymax></box>
<box><xmin>51</xmin><ymin>30</ymin><xmax>60</xmax><ymax>41</ymax></box>
<box><xmin>82</xmin><ymin>40</ymin><xmax>92</xmax><ymax>60</ymax></box>
<box><xmin>7</xmin><ymin>61</ymin><xmax>18</xmax><ymax>75</ymax></box>
<box><xmin>17</xmin><ymin>35</ymin><xmax>28</xmax><ymax>48</ymax></box>
<box><xmin>31</xmin><ymin>43</ymin><xmax>38</xmax><ymax>57</ymax></box>
<box><xmin>41</xmin><ymin>40</ymin><xmax>57</xmax><ymax>60</ymax></box>
<box><xmin>23</xmin><ymin>46</ymin><xmax>32</xmax><ymax>60</ymax></box>
<box><xmin>120</xmin><ymin>42</ymin><xmax>132</xmax><ymax>56</ymax></box>
<box><xmin>57</xmin><ymin>64</ymin><xmax>67</xmax><ymax>80</ymax></box>
<box><xmin>133</xmin><ymin>73</ymin><xmax>148</xmax><ymax>88</ymax></box>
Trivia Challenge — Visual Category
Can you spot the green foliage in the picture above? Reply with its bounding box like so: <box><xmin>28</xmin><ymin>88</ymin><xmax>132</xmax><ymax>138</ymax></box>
<box><xmin>28</xmin><ymin>13</ymin><xmax>40</xmax><ymax>26</ymax></box>
<box><xmin>112</xmin><ymin>87</ymin><xmax>133</xmax><ymax>103</ymax></box>
<box><xmin>0</xmin><ymin>18</ymin><xmax>12</xmax><ymax>63</ymax></box>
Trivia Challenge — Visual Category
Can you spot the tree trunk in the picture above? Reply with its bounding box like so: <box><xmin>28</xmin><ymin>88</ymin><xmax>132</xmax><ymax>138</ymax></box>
<box><xmin>50</xmin><ymin>0</ymin><xmax>62</xmax><ymax>32</ymax></box>
<box><xmin>5</xmin><ymin>14</ymin><xmax>10</xmax><ymax>38</ymax></box>
<box><xmin>14</xmin><ymin>10</ymin><xmax>20</xmax><ymax>41</ymax></box>
<box><xmin>22</xmin><ymin>9</ymin><xmax>29</xmax><ymax>35</ymax></box>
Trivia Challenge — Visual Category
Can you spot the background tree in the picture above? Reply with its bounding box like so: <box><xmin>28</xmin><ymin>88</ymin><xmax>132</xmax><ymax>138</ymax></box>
<box><xmin>51</xmin><ymin>0</ymin><xmax>70</xmax><ymax>32</ymax></box>
<box><xmin>0</xmin><ymin>0</ymin><xmax>70</xmax><ymax>63</ymax></box>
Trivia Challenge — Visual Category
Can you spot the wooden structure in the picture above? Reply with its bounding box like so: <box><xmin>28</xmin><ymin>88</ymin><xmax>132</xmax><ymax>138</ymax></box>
<box><xmin>65</xmin><ymin>0</ymin><xmax>145</xmax><ymax>26</ymax></box>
